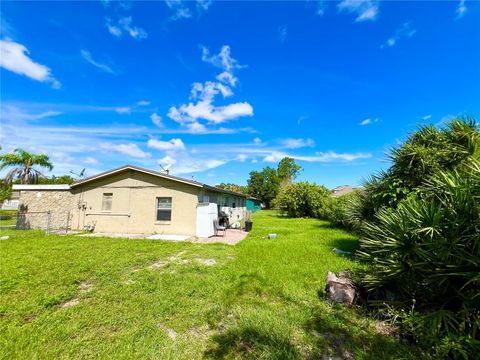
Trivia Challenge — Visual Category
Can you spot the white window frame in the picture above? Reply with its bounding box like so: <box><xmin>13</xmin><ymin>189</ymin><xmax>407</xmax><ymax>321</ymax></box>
<box><xmin>102</xmin><ymin>193</ymin><xmax>113</xmax><ymax>212</ymax></box>
<box><xmin>156</xmin><ymin>197</ymin><xmax>172</xmax><ymax>222</ymax></box>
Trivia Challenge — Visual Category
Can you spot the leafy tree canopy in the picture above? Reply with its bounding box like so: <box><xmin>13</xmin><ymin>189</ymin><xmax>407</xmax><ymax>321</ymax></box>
<box><xmin>216</xmin><ymin>183</ymin><xmax>248</xmax><ymax>194</ymax></box>
<box><xmin>277</xmin><ymin>157</ymin><xmax>302</xmax><ymax>184</ymax></box>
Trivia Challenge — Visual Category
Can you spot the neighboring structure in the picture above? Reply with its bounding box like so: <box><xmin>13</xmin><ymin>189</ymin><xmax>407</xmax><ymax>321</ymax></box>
<box><xmin>246</xmin><ymin>196</ymin><xmax>262</xmax><ymax>213</ymax></box>
<box><xmin>331</xmin><ymin>185</ymin><xmax>360</xmax><ymax>197</ymax></box>
<box><xmin>1</xmin><ymin>190</ymin><xmax>20</xmax><ymax>210</ymax></box>
<box><xmin>13</xmin><ymin>165</ymin><xmax>247</xmax><ymax>237</ymax></box>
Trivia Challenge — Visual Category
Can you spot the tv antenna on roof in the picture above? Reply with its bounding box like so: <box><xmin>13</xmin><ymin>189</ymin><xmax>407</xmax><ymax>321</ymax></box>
<box><xmin>159</xmin><ymin>163</ymin><xmax>172</xmax><ymax>175</ymax></box>
<box><xmin>70</xmin><ymin>168</ymin><xmax>85</xmax><ymax>178</ymax></box>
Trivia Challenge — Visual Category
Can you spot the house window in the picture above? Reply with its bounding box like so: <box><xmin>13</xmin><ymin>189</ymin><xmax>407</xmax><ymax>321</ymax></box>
<box><xmin>156</xmin><ymin>197</ymin><xmax>172</xmax><ymax>221</ymax></box>
<box><xmin>102</xmin><ymin>193</ymin><xmax>113</xmax><ymax>211</ymax></box>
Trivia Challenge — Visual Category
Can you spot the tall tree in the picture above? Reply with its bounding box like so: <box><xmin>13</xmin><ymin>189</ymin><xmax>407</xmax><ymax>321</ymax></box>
<box><xmin>0</xmin><ymin>148</ymin><xmax>53</xmax><ymax>184</ymax></box>
<box><xmin>247</xmin><ymin>167</ymin><xmax>280</xmax><ymax>208</ymax></box>
<box><xmin>216</xmin><ymin>183</ymin><xmax>248</xmax><ymax>194</ymax></box>
<box><xmin>277</xmin><ymin>157</ymin><xmax>302</xmax><ymax>185</ymax></box>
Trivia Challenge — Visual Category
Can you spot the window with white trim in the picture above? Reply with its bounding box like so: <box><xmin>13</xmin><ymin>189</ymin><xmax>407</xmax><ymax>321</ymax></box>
<box><xmin>156</xmin><ymin>197</ymin><xmax>172</xmax><ymax>221</ymax></box>
<box><xmin>102</xmin><ymin>193</ymin><xmax>113</xmax><ymax>211</ymax></box>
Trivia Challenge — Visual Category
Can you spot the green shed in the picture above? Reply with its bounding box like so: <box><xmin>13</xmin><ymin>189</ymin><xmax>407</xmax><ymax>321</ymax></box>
<box><xmin>246</xmin><ymin>196</ymin><xmax>262</xmax><ymax>213</ymax></box>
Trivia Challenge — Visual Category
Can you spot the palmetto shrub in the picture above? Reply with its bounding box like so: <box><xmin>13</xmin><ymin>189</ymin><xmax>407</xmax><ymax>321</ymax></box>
<box><xmin>355</xmin><ymin>117</ymin><xmax>480</xmax><ymax>358</ymax></box>
<box><xmin>349</xmin><ymin>117</ymin><xmax>480</xmax><ymax>233</ymax></box>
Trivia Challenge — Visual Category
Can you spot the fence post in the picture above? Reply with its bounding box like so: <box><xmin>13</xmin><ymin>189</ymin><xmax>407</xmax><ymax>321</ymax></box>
<box><xmin>45</xmin><ymin>210</ymin><xmax>51</xmax><ymax>235</ymax></box>
<box><xmin>65</xmin><ymin>210</ymin><xmax>70</xmax><ymax>234</ymax></box>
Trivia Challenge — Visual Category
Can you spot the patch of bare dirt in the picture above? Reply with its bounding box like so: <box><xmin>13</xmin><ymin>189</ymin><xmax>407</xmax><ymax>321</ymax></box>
<box><xmin>195</xmin><ymin>258</ymin><xmax>216</xmax><ymax>266</ymax></box>
<box><xmin>61</xmin><ymin>298</ymin><xmax>80</xmax><ymax>308</ymax></box>
<box><xmin>159</xmin><ymin>325</ymin><xmax>178</xmax><ymax>340</ymax></box>
<box><xmin>148</xmin><ymin>260</ymin><xmax>166</xmax><ymax>269</ymax></box>
<box><xmin>78</xmin><ymin>281</ymin><xmax>93</xmax><ymax>294</ymax></box>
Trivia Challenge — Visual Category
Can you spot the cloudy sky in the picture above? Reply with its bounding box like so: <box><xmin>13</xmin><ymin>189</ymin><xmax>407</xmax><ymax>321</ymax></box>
<box><xmin>1</xmin><ymin>0</ymin><xmax>478</xmax><ymax>188</ymax></box>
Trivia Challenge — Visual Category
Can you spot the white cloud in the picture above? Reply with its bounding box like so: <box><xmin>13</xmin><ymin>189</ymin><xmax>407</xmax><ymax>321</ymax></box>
<box><xmin>279</xmin><ymin>25</ymin><xmax>287</xmax><ymax>42</ymax></box>
<box><xmin>422</xmin><ymin>114</ymin><xmax>432</xmax><ymax>121</ymax></box>
<box><xmin>83</xmin><ymin>157</ymin><xmax>99</xmax><ymax>165</ymax></box>
<box><xmin>115</xmin><ymin>106</ymin><xmax>132</xmax><ymax>114</ymax></box>
<box><xmin>382</xmin><ymin>22</ymin><xmax>416</xmax><ymax>48</ymax></box>
<box><xmin>337</xmin><ymin>0</ymin><xmax>379</xmax><ymax>22</ymax></box>
<box><xmin>168</xmin><ymin>45</ymin><xmax>254</xmax><ymax>129</ymax></box>
<box><xmin>360</xmin><ymin>117</ymin><xmax>379</xmax><ymax>126</ymax></box>
<box><xmin>172</xmin><ymin>7</ymin><xmax>192</xmax><ymax>20</ymax></box>
<box><xmin>101</xmin><ymin>143</ymin><xmax>151</xmax><ymax>158</ymax></box>
<box><xmin>165</xmin><ymin>0</ymin><xmax>212</xmax><ymax>20</ymax></box>
<box><xmin>165</xmin><ymin>0</ymin><xmax>193</xmax><ymax>20</ymax></box>
<box><xmin>147</xmin><ymin>138</ymin><xmax>186</xmax><ymax>151</ymax></box>
<box><xmin>105</xmin><ymin>17</ymin><xmax>147</xmax><ymax>39</ymax></box>
<box><xmin>1</xmin><ymin>105</ymin><xmax>61</xmax><ymax>122</ymax></box>
<box><xmin>105</xmin><ymin>20</ymin><xmax>122</xmax><ymax>37</ymax></box>
<box><xmin>305</xmin><ymin>151</ymin><xmax>372</xmax><ymax>162</ymax></box>
<box><xmin>80</xmin><ymin>50</ymin><xmax>114</xmax><ymax>73</ymax></box>
<box><xmin>360</xmin><ymin>118</ymin><xmax>372</xmax><ymax>126</ymax></box>
<box><xmin>237</xmin><ymin>154</ymin><xmax>247</xmax><ymax>162</ymax></box>
<box><xmin>0</xmin><ymin>39</ymin><xmax>61</xmax><ymax>88</ymax></box>
<box><xmin>172</xmin><ymin>159</ymin><xmax>227</xmax><ymax>174</ymax></box>
<box><xmin>158</xmin><ymin>155</ymin><xmax>177</xmax><ymax>167</ymax></box>
<box><xmin>196</xmin><ymin>0</ymin><xmax>213</xmax><ymax>11</ymax></box>
<box><xmin>456</xmin><ymin>0</ymin><xmax>467</xmax><ymax>19</ymax></box>
<box><xmin>168</xmin><ymin>101</ymin><xmax>253</xmax><ymax>125</ymax></box>
<box><xmin>253</xmin><ymin>137</ymin><xmax>262</xmax><ymax>144</ymax></box>
<box><xmin>282</xmin><ymin>138</ymin><xmax>315</xmax><ymax>149</ymax></box>
<box><xmin>137</xmin><ymin>100</ymin><xmax>150</xmax><ymax>106</ymax></box>
<box><xmin>150</xmin><ymin>113</ymin><xmax>162</xmax><ymax>126</ymax></box>
<box><xmin>316</xmin><ymin>1</ymin><xmax>328</xmax><ymax>16</ymax></box>
<box><xmin>264</xmin><ymin>151</ymin><xmax>287</xmax><ymax>163</ymax></box>
<box><xmin>263</xmin><ymin>150</ymin><xmax>371</xmax><ymax>163</ymax></box>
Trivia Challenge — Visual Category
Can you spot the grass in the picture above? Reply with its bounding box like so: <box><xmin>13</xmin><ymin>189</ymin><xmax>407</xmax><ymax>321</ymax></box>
<box><xmin>0</xmin><ymin>210</ymin><xmax>422</xmax><ymax>359</ymax></box>
<box><xmin>0</xmin><ymin>210</ymin><xmax>17</xmax><ymax>227</ymax></box>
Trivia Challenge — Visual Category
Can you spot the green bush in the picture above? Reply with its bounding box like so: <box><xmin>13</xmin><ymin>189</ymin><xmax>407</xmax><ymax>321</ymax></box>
<box><xmin>274</xmin><ymin>182</ymin><xmax>329</xmax><ymax>218</ymax></box>
<box><xmin>350</xmin><ymin>117</ymin><xmax>480</xmax><ymax>229</ymax></box>
<box><xmin>358</xmin><ymin>161</ymin><xmax>480</xmax><ymax>358</ymax></box>
<box><xmin>355</xmin><ymin>117</ymin><xmax>480</xmax><ymax>358</ymax></box>
<box><xmin>316</xmin><ymin>191</ymin><xmax>360</xmax><ymax>229</ymax></box>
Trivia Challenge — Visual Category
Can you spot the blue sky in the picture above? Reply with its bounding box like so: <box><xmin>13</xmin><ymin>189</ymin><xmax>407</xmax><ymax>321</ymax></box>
<box><xmin>1</xmin><ymin>0</ymin><xmax>479</xmax><ymax>188</ymax></box>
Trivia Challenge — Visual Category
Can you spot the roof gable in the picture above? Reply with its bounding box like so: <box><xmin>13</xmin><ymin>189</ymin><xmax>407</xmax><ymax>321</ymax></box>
<box><xmin>70</xmin><ymin>165</ymin><xmax>203</xmax><ymax>189</ymax></box>
<box><xmin>69</xmin><ymin>165</ymin><xmax>247</xmax><ymax>198</ymax></box>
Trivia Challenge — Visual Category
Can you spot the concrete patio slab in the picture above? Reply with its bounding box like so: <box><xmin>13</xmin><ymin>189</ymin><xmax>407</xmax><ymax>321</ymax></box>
<box><xmin>193</xmin><ymin>229</ymin><xmax>248</xmax><ymax>245</ymax></box>
<box><xmin>77</xmin><ymin>229</ymin><xmax>249</xmax><ymax>245</ymax></box>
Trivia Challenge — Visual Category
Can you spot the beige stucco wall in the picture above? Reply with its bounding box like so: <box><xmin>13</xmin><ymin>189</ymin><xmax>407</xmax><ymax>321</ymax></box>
<box><xmin>18</xmin><ymin>190</ymin><xmax>75</xmax><ymax>230</ymax></box>
<box><xmin>70</xmin><ymin>170</ymin><xmax>200</xmax><ymax>236</ymax></box>
<box><xmin>17</xmin><ymin>169</ymin><xmax>247</xmax><ymax>236</ymax></box>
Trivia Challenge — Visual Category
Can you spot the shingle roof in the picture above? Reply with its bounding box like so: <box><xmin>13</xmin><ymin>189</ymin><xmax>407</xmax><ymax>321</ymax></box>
<box><xmin>70</xmin><ymin>165</ymin><xmax>247</xmax><ymax>197</ymax></box>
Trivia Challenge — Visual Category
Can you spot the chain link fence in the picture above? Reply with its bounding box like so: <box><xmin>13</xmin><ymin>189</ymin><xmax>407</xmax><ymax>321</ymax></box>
<box><xmin>0</xmin><ymin>210</ymin><xmax>72</xmax><ymax>234</ymax></box>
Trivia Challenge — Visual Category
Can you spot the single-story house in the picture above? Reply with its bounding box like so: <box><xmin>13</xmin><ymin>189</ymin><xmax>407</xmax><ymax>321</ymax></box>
<box><xmin>13</xmin><ymin>165</ymin><xmax>247</xmax><ymax>237</ymax></box>
<box><xmin>246</xmin><ymin>196</ymin><xmax>262</xmax><ymax>213</ymax></box>
<box><xmin>1</xmin><ymin>190</ymin><xmax>20</xmax><ymax>210</ymax></box>
<box><xmin>331</xmin><ymin>185</ymin><xmax>360</xmax><ymax>197</ymax></box>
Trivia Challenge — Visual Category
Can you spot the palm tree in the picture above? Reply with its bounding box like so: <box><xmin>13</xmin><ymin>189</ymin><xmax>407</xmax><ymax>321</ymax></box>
<box><xmin>0</xmin><ymin>148</ymin><xmax>53</xmax><ymax>184</ymax></box>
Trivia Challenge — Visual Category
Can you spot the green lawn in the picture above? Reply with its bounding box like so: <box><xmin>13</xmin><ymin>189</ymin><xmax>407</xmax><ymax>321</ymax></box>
<box><xmin>0</xmin><ymin>211</ymin><xmax>421</xmax><ymax>359</ymax></box>
<box><xmin>0</xmin><ymin>210</ymin><xmax>17</xmax><ymax>227</ymax></box>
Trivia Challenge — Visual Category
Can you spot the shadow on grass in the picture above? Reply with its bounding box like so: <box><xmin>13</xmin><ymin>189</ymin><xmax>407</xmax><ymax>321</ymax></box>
<box><xmin>204</xmin><ymin>324</ymin><xmax>301</xmax><ymax>359</ymax></box>
<box><xmin>304</xmin><ymin>305</ymin><xmax>411</xmax><ymax>359</ymax></box>
<box><xmin>314</xmin><ymin>222</ymin><xmax>356</xmax><ymax>231</ymax></box>
<box><xmin>330</xmin><ymin>238</ymin><xmax>359</xmax><ymax>254</ymax></box>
